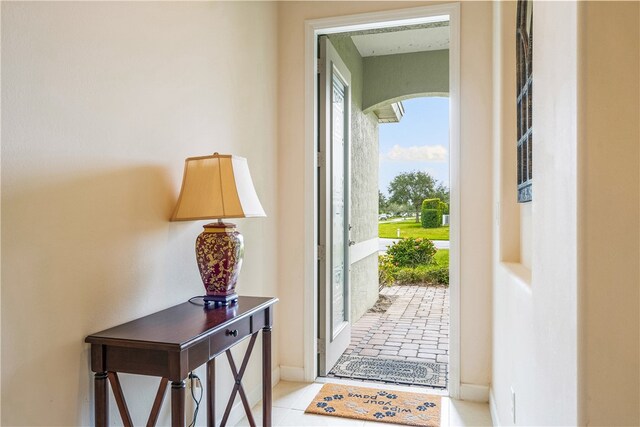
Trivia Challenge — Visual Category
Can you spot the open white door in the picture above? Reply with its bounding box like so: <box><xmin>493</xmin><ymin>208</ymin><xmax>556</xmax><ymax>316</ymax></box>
<box><xmin>318</xmin><ymin>36</ymin><xmax>352</xmax><ymax>376</ymax></box>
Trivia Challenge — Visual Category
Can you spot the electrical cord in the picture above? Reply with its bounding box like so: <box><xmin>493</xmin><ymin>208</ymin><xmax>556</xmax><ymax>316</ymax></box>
<box><xmin>188</xmin><ymin>296</ymin><xmax>206</xmax><ymax>306</ymax></box>
<box><xmin>188</xmin><ymin>372</ymin><xmax>203</xmax><ymax>427</ymax></box>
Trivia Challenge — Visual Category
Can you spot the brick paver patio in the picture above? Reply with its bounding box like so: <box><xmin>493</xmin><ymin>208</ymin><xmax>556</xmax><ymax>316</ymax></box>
<box><xmin>344</xmin><ymin>285</ymin><xmax>449</xmax><ymax>364</ymax></box>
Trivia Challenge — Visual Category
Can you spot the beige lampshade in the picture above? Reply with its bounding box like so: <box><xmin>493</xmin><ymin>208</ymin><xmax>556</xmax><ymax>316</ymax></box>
<box><xmin>171</xmin><ymin>153</ymin><xmax>266</xmax><ymax>221</ymax></box>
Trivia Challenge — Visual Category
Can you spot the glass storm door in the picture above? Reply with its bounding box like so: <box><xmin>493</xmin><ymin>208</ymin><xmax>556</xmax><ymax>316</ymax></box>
<box><xmin>318</xmin><ymin>36</ymin><xmax>352</xmax><ymax>376</ymax></box>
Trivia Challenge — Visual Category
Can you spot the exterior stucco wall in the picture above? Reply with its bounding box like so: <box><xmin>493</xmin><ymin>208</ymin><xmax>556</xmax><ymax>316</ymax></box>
<box><xmin>349</xmin><ymin>253</ymin><xmax>380</xmax><ymax>321</ymax></box>
<box><xmin>363</xmin><ymin>50</ymin><xmax>449</xmax><ymax>111</ymax></box>
<box><xmin>328</xmin><ymin>35</ymin><xmax>379</xmax><ymax>322</ymax></box>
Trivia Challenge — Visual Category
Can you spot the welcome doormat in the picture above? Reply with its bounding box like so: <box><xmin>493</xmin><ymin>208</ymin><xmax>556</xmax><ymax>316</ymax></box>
<box><xmin>305</xmin><ymin>383</ymin><xmax>441</xmax><ymax>426</ymax></box>
<box><xmin>329</xmin><ymin>354</ymin><xmax>447</xmax><ymax>388</ymax></box>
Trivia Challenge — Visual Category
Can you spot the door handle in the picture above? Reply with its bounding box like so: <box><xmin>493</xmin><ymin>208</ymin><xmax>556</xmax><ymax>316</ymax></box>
<box><xmin>349</xmin><ymin>240</ymin><xmax>356</xmax><ymax>246</ymax></box>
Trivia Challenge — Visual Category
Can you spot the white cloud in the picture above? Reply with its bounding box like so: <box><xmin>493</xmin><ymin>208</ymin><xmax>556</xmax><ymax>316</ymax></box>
<box><xmin>384</xmin><ymin>144</ymin><xmax>448</xmax><ymax>162</ymax></box>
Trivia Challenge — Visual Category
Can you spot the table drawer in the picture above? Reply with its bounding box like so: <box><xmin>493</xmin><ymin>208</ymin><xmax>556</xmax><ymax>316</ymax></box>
<box><xmin>209</xmin><ymin>316</ymin><xmax>251</xmax><ymax>357</ymax></box>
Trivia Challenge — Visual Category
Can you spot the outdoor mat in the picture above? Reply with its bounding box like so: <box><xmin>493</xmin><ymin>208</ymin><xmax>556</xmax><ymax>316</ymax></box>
<box><xmin>305</xmin><ymin>383</ymin><xmax>441</xmax><ymax>426</ymax></box>
<box><xmin>329</xmin><ymin>354</ymin><xmax>447</xmax><ymax>388</ymax></box>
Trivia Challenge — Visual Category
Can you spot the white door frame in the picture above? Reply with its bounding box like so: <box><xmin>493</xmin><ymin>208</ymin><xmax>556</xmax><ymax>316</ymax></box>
<box><xmin>303</xmin><ymin>3</ymin><xmax>461</xmax><ymax>399</ymax></box>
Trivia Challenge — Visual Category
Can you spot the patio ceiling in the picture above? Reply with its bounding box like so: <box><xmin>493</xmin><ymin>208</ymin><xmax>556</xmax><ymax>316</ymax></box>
<box><xmin>351</xmin><ymin>23</ymin><xmax>450</xmax><ymax>57</ymax></box>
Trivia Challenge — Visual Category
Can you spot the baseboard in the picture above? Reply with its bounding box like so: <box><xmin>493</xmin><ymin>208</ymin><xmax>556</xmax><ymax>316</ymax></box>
<box><xmin>459</xmin><ymin>383</ymin><xmax>490</xmax><ymax>402</ymax></box>
<box><xmin>272</xmin><ymin>366</ymin><xmax>281</xmax><ymax>387</ymax></box>
<box><xmin>279</xmin><ymin>365</ymin><xmax>305</xmax><ymax>382</ymax></box>
<box><xmin>489</xmin><ymin>387</ymin><xmax>501</xmax><ymax>426</ymax></box>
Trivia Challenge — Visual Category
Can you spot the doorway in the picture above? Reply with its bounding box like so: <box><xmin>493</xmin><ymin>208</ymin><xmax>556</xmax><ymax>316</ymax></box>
<box><xmin>303</xmin><ymin>3</ymin><xmax>461</xmax><ymax>398</ymax></box>
<box><xmin>317</xmin><ymin>27</ymin><xmax>451</xmax><ymax>389</ymax></box>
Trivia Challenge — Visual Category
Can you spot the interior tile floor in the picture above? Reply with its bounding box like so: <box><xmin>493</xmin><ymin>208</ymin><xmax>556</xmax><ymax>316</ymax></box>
<box><xmin>234</xmin><ymin>380</ymin><xmax>492</xmax><ymax>426</ymax></box>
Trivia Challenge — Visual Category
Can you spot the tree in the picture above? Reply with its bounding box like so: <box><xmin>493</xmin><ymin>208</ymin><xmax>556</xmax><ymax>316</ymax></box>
<box><xmin>386</xmin><ymin>202</ymin><xmax>413</xmax><ymax>217</ymax></box>
<box><xmin>378</xmin><ymin>191</ymin><xmax>388</xmax><ymax>213</ymax></box>
<box><xmin>388</xmin><ymin>171</ymin><xmax>439</xmax><ymax>223</ymax></box>
<box><xmin>433</xmin><ymin>182</ymin><xmax>450</xmax><ymax>205</ymax></box>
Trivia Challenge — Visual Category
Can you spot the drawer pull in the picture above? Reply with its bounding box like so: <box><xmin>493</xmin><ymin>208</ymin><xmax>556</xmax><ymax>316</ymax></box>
<box><xmin>226</xmin><ymin>329</ymin><xmax>238</xmax><ymax>337</ymax></box>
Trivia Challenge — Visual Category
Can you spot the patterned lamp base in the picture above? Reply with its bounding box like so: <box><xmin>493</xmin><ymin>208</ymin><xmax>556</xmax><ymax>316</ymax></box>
<box><xmin>195</xmin><ymin>221</ymin><xmax>244</xmax><ymax>306</ymax></box>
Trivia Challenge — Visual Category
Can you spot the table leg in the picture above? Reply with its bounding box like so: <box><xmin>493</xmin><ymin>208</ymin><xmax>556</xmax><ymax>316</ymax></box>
<box><xmin>146</xmin><ymin>378</ymin><xmax>169</xmax><ymax>427</ymax></box>
<box><xmin>207</xmin><ymin>358</ymin><xmax>215</xmax><ymax>427</ymax></box>
<box><xmin>262</xmin><ymin>326</ymin><xmax>272</xmax><ymax>427</ymax></box>
<box><xmin>95</xmin><ymin>372</ymin><xmax>109</xmax><ymax>427</ymax></box>
<box><xmin>171</xmin><ymin>380</ymin><xmax>186</xmax><ymax>427</ymax></box>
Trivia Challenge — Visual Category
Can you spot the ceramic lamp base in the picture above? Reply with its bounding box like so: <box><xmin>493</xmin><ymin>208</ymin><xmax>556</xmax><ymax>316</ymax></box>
<box><xmin>195</xmin><ymin>221</ymin><xmax>244</xmax><ymax>306</ymax></box>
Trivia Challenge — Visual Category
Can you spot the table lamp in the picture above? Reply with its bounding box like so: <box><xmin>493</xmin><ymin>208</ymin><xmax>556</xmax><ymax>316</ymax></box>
<box><xmin>171</xmin><ymin>153</ymin><xmax>266</xmax><ymax>306</ymax></box>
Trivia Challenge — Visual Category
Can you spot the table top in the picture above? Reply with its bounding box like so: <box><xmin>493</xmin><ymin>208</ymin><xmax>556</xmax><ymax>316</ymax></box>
<box><xmin>85</xmin><ymin>296</ymin><xmax>277</xmax><ymax>351</ymax></box>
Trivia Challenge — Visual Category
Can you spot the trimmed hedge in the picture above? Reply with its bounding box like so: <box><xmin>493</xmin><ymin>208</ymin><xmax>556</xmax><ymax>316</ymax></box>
<box><xmin>421</xmin><ymin>209</ymin><xmax>440</xmax><ymax>228</ymax></box>
<box><xmin>440</xmin><ymin>201</ymin><xmax>449</xmax><ymax>215</ymax></box>
<box><xmin>421</xmin><ymin>198</ymin><xmax>449</xmax><ymax>228</ymax></box>
<box><xmin>422</xmin><ymin>198</ymin><xmax>441</xmax><ymax>210</ymax></box>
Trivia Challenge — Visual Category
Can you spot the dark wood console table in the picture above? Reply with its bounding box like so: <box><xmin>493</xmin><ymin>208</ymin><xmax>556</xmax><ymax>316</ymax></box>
<box><xmin>85</xmin><ymin>296</ymin><xmax>277</xmax><ymax>427</ymax></box>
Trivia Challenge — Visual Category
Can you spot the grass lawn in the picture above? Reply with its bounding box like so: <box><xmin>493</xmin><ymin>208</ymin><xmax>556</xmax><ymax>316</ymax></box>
<box><xmin>379</xmin><ymin>219</ymin><xmax>450</xmax><ymax>240</ymax></box>
<box><xmin>432</xmin><ymin>249</ymin><xmax>449</xmax><ymax>268</ymax></box>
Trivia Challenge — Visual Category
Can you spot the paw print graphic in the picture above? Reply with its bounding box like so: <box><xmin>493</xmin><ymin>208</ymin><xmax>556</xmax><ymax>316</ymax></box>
<box><xmin>332</xmin><ymin>394</ymin><xmax>344</xmax><ymax>400</ymax></box>
<box><xmin>378</xmin><ymin>391</ymin><xmax>388</xmax><ymax>396</ymax></box>
<box><xmin>323</xmin><ymin>396</ymin><xmax>333</xmax><ymax>402</ymax></box>
<box><xmin>324</xmin><ymin>407</ymin><xmax>335</xmax><ymax>413</ymax></box>
<box><xmin>386</xmin><ymin>394</ymin><xmax>398</xmax><ymax>399</ymax></box>
<box><xmin>417</xmin><ymin>401</ymin><xmax>437</xmax><ymax>411</ymax></box>
<box><xmin>385</xmin><ymin>411</ymin><xmax>396</xmax><ymax>417</ymax></box>
<box><xmin>373</xmin><ymin>412</ymin><xmax>385</xmax><ymax>419</ymax></box>
<box><xmin>316</xmin><ymin>402</ymin><xmax>327</xmax><ymax>408</ymax></box>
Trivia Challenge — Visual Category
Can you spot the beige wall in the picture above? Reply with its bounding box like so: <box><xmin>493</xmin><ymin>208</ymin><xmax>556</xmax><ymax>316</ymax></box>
<box><xmin>578</xmin><ymin>2</ymin><xmax>639</xmax><ymax>425</ymax></box>
<box><xmin>8</xmin><ymin>3</ymin><xmax>637</xmax><ymax>425</ymax></box>
<box><xmin>492</xmin><ymin>1</ymin><xmax>580</xmax><ymax>424</ymax></box>
<box><xmin>277</xmin><ymin>1</ymin><xmax>494</xmax><ymax>393</ymax></box>
<box><xmin>492</xmin><ymin>1</ymin><xmax>639</xmax><ymax>425</ymax></box>
<box><xmin>458</xmin><ymin>1</ymin><xmax>493</xmax><ymax>391</ymax></box>
<box><xmin>1</xmin><ymin>2</ymin><xmax>278</xmax><ymax>425</ymax></box>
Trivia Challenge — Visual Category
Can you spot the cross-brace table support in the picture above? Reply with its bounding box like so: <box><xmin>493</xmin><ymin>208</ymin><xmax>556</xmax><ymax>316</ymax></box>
<box><xmin>87</xmin><ymin>296</ymin><xmax>277</xmax><ymax>427</ymax></box>
<box><xmin>93</xmin><ymin>327</ymin><xmax>271</xmax><ymax>427</ymax></box>
<box><xmin>94</xmin><ymin>373</ymin><xmax>170</xmax><ymax>427</ymax></box>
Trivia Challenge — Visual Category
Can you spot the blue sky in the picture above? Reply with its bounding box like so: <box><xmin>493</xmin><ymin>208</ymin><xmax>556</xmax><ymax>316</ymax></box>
<box><xmin>379</xmin><ymin>97</ymin><xmax>450</xmax><ymax>196</ymax></box>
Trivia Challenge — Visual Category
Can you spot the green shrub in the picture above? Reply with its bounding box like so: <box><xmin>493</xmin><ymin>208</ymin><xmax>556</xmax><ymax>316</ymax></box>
<box><xmin>378</xmin><ymin>254</ymin><xmax>396</xmax><ymax>287</ymax></box>
<box><xmin>426</xmin><ymin>267</ymin><xmax>449</xmax><ymax>285</ymax></box>
<box><xmin>378</xmin><ymin>241</ymin><xmax>449</xmax><ymax>287</ymax></box>
<box><xmin>385</xmin><ymin>237</ymin><xmax>436</xmax><ymax>268</ymax></box>
<box><xmin>393</xmin><ymin>265</ymin><xmax>449</xmax><ymax>286</ymax></box>
<box><xmin>421</xmin><ymin>209</ymin><xmax>440</xmax><ymax>228</ymax></box>
<box><xmin>421</xmin><ymin>198</ymin><xmax>447</xmax><ymax>228</ymax></box>
<box><xmin>439</xmin><ymin>201</ymin><xmax>449</xmax><ymax>215</ymax></box>
<box><xmin>422</xmin><ymin>198</ymin><xmax>441</xmax><ymax>213</ymax></box>
<box><xmin>394</xmin><ymin>266</ymin><xmax>428</xmax><ymax>285</ymax></box>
